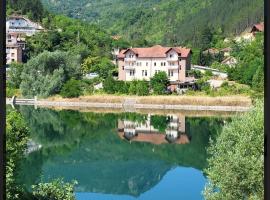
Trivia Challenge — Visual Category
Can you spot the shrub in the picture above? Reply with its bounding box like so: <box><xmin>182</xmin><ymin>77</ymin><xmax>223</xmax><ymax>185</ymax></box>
<box><xmin>80</xmin><ymin>79</ymin><xmax>94</xmax><ymax>95</ymax></box>
<box><xmin>136</xmin><ymin>80</ymin><xmax>149</xmax><ymax>96</ymax></box>
<box><xmin>60</xmin><ymin>79</ymin><xmax>82</xmax><ymax>98</ymax></box>
<box><xmin>189</xmin><ymin>69</ymin><xmax>202</xmax><ymax>79</ymax></box>
<box><xmin>150</xmin><ymin>72</ymin><xmax>169</xmax><ymax>95</ymax></box>
<box><xmin>129</xmin><ymin>80</ymin><xmax>138</xmax><ymax>95</ymax></box>
<box><xmin>103</xmin><ymin>76</ymin><xmax>117</xmax><ymax>94</ymax></box>
<box><xmin>204</xmin><ymin>70</ymin><xmax>213</xmax><ymax>77</ymax></box>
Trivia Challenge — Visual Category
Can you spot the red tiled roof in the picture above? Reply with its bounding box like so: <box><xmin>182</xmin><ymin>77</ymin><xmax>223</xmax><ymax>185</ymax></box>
<box><xmin>252</xmin><ymin>22</ymin><xmax>264</xmax><ymax>32</ymax></box>
<box><xmin>118</xmin><ymin>49</ymin><xmax>126</xmax><ymax>59</ymax></box>
<box><xmin>118</xmin><ymin>45</ymin><xmax>191</xmax><ymax>59</ymax></box>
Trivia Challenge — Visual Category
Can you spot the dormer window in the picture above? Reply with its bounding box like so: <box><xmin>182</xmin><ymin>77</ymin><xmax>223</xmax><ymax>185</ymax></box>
<box><xmin>170</xmin><ymin>54</ymin><xmax>173</xmax><ymax>58</ymax></box>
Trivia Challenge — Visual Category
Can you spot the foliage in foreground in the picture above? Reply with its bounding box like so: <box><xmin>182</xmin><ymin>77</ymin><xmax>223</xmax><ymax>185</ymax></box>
<box><xmin>6</xmin><ymin>111</ymin><xmax>29</xmax><ymax>199</ymax></box>
<box><xmin>6</xmin><ymin>111</ymin><xmax>77</xmax><ymax>200</ymax></box>
<box><xmin>204</xmin><ymin>100</ymin><xmax>264</xmax><ymax>200</ymax></box>
<box><xmin>32</xmin><ymin>179</ymin><xmax>77</xmax><ymax>200</ymax></box>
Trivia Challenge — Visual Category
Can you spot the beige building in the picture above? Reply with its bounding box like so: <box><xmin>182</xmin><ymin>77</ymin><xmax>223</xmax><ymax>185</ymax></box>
<box><xmin>116</xmin><ymin>45</ymin><xmax>193</xmax><ymax>89</ymax></box>
<box><xmin>6</xmin><ymin>44</ymin><xmax>23</xmax><ymax>65</ymax></box>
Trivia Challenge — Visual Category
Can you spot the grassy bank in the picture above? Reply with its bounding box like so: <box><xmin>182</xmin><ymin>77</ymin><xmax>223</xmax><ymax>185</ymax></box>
<box><xmin>45</xmin><ymin>94</ymin><xmax>251</xmax><ymax>107</ymax></box>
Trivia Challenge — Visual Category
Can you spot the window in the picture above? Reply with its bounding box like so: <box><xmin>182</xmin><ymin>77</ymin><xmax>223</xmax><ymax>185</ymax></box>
<box><xmin>146</xmin><ymin>62</ymin><xmax>148</xmax><ymax>66</ymax></box>
<box><xmin>161</xmin><ymin>62</ymin><xmax>163</xmax><ymax>66</ymax></box>
<box><xmin>168</xmin><ymin>70</ymin><xmax>173</xmax><ymax>77</ymax></box>
<box><xmin>170</xmin><ymin>54</ymin><xmax>173</xmax><ymax>58</ymax></box>
<box><xmin>11</xmin><ymin>59</ymin><xmax>15</xmax><ymax>62</ymax></box>
<box><xmin>164</xmin><ymin>62</ymin><xmax>166</xmax><ymax>66</ymax></box>
<box><xmin>154</xmin><ymin>62</ymin><xmax>156</xmax><ymax>66</ymax></box>
<box><xmin>122</xmin><ymin>66</ymin><xmax>124</xmax><ymax>70</ymax></box>
<box><xmin>145</xmin><ymin>70</ymin><xmax>147</xmax><ymax>76</ymax></box>
<box><xmin>137</xmin><ymin>62</ymin><xmax>139</xmax><ymax>66</ymax></box>
<box><xmin>11</xmin><ymin>53</ymin><xmax>15</xmax><ymax>57</ymax></box>
<box><xmin>142</xmin><ymin>70</ymin><xmax>144</xmax><ymax>76</ymax></box>
<box><xmin>130</xmin><ymin>70</ymin><xmax>135</xmax><ymax>76</ymax></box>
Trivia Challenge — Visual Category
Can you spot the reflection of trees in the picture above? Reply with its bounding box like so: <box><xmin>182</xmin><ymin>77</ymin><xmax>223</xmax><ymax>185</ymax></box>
<box><xmin>18</xmin><ymin>106</ymin><xmax>227</xmax><ymax>196</ymax></box>
<box><xmin>150</xmin><ymin>115</ymin><xmax>169</xmax><ymax>132</ymax></box>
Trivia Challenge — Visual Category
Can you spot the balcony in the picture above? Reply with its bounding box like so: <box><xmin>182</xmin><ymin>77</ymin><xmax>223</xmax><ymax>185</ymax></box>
<box><xmin>125</xmin><ymin>57</ymin><xmax>136</xmax><ymax>62</ymax></box>
<box><xmin>124</xmin><ymin>65</ymin><xmax>136</xmax><ymax>70</ymax></box>
<box><xmin>167</xmin><ymin>57</ymin><xmax>178</xmax><ymax>61</ymax></box>
<box><xmin>167</xmin><ymin>65</ymin><xmax>179</xmax><ymax>70</ymax></box>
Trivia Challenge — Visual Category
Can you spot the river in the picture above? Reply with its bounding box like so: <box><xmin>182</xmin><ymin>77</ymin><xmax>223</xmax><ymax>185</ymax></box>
<box><xmin>13</xmin><ymin>105</ymin><xmax>233</xmax><ymax>200</ymax></box>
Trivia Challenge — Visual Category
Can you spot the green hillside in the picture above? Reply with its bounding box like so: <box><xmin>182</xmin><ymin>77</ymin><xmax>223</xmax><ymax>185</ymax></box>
<box><xmin>41</xmin><ymin>0</ymin><xmax>263</xmax><ymax>47</ymax></box>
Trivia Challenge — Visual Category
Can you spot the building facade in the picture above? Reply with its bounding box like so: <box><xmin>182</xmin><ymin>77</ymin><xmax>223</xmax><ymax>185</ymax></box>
<box><xmin>6</xmin><ymin>15</ymin><xmax>44</xmax><ymax>65</ymax></box>
<box><xmin>116</xmin><ymin>45</ymin><xmax>192</xmax><ymax>86</ymax></box>
<box><xmin>6</xmin><ymin>15</ymin><xmax>44</xmax><ymax>37</ymax></box>
<box><xmin>6</xmin><ymin>44</ymin><xmax>23</xmax><ymax>65</ymax></box>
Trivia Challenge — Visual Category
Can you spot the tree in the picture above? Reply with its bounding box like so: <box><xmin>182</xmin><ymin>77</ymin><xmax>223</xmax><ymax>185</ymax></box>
<box><xmin>228</xmin><ymin>34</ymin><xmax>263</xmax><ymax>91</ymax></box>
<box><xmin>150</xmin><ymin>72</ymin><xmax>169</xmax><ymax>95</ymax></box>
<box><xmin>20</xmin><ymin>51</ymin><xmax>81</xmax><ymax>97</ymax></box>
<box><xmin>60</xmin><ymin>79</ymin><xmax>82</xmax><ymax>98</ymax></box>
<box><xmin>204</xmin><ymin>100</ymin><xmax>263</xmax><ymax>200</ymax></box>
<box><xmin>81</xmin><ymin>56</ymin><xmax>116</xmax><ymax>79</ymax></box>
<box><xmin>8</xmin><ymin>62</ymin><xmax>24</xmax><ymax>89</ymax></box>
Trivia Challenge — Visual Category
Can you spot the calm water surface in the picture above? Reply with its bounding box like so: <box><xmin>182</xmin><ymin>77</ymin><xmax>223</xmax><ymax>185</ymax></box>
<box><xmin>15</xmin><ymin>106</ymin><xmax>230</xmax><ymax>200</ymax></box>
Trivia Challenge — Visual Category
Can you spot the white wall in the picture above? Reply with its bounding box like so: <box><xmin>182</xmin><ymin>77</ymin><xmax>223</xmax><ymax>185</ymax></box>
<box><xmin>124</xmin><ymin>57</ymin><xmax>180</xmax><ymax>82</ymax></box>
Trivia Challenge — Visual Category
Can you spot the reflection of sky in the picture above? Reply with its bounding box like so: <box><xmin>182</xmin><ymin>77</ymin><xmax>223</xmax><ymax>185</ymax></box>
<box><xmin>75</xmin><ymin>167</ymin><xmax>206</xmax><ymax>200</ymax></box>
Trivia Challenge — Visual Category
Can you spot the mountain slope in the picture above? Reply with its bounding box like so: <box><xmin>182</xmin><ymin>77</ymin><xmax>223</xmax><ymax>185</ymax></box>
<box><xmin>41</xmin><ymin>0</ymin><xmax>263</xmax><ymax>47</ymax></box>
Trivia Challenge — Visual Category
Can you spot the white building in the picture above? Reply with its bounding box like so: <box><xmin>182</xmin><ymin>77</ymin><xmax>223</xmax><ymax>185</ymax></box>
<box><xmin>6</xmin><ymin>15</ymin><xmax>44</xmax><ymax>37</ymax></box>
<box><xmin>116</xmin><ymin>45</ymin><xmax>193</xmax><ymax>90</ymax></box>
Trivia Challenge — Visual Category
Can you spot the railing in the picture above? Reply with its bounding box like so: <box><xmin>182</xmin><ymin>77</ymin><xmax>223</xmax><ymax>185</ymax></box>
<box><xmin>124</xmin><ymin>57</ymin><xmax>136</xmax><ymax>61</ymax></box>
<box><xmin>167</xmin><ymin>57</ymin><xmax>178</xmax><ymax>61</ymax></box>
<box><xmin>167</xmin><ymin>65</ymin><xmax>179</xmax><ymax>70</ymax></box>
<box><xmin>124</xmin><ymin>65</ymin><xmax>136</xmax><ymax>70</ymax></box>
<box><xmin>7</xmin><ymin>96</ymin><xmax>37</xmax><ymax>105</ymax></box>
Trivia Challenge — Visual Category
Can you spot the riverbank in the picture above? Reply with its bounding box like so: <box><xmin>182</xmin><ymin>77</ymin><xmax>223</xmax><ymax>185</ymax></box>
<box><xmin>7</xmin><ymin>94</ymin><xmax>252</xmax><ymax>112</ymax></box>
<box><xmin>45</xmin><ymin>95</ymin><xmax>251</xmax><ymax>107</ymax></box>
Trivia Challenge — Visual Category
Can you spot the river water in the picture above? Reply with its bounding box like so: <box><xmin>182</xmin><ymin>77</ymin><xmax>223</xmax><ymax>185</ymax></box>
<box><xmin>14</xmin><ymin>106</ymin><xmax>232</xmax><ymax>200</ymax></box>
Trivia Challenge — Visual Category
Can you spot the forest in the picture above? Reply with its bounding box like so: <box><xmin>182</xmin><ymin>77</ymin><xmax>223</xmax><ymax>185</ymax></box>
<box><xmin>41</xmin><ymin>0</ymin><xmax>263</xmax><ymax>47</ymax></box>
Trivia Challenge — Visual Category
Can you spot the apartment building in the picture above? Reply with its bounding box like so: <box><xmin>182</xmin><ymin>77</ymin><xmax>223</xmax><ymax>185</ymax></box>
<box><xmin>116</xmin><ymin>45</ymin><xmax>193</xmax><ymax>87</ymax></box>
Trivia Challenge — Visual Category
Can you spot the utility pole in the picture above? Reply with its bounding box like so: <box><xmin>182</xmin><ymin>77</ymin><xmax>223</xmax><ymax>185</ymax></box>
<box><xmin>77</xmin><ymin>31</ymin><xmax>80</xmax><ymax>44</ymax></box>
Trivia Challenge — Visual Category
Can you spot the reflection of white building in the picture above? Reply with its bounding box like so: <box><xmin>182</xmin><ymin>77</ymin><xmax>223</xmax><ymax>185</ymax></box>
<box><xmin>118</xmin><ymin>114</ymin><xmax>189</xmax><ymax>145</ymax></box>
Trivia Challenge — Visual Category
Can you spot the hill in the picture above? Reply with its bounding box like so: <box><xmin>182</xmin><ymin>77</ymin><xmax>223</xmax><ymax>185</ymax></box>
<box><xmin>41</xmin><ymin>0</ymin><xmax>263</xmax><ymax>47</ymax></box>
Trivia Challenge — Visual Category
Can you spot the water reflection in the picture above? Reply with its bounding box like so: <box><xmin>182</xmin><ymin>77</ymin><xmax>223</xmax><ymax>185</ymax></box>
<box><xmin>118</xmin><ymin>114</ymin><xmax>190</xmax><ymax>145</ymax></box>
<box><xmin>15</xmin><ymin>106</ymin><xmax>228</xmax><ymax>199</ymax></box>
